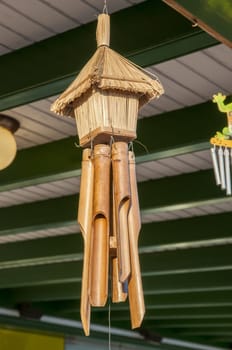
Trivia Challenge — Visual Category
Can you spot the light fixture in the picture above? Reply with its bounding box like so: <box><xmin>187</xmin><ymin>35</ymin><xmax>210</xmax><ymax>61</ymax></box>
<box><xmin>0</xmin><ymin>114</ymin><xmax>19</xmax><ymax>170</ymax></box>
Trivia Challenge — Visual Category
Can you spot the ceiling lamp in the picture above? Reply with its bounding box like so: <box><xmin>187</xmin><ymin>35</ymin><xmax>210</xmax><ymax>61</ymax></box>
<box><xmin>51</xmin><ymin>13</ymin><xmax>164</xmax><ymax>335</ymax></box>
<box><xmin>0</xmin><ymin>114</ymin><xmax>19</xmax><ymax>171</ymax></box>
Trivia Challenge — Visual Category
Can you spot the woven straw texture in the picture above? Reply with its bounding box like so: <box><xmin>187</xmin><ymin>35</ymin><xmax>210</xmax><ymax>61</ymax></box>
<box><xmin>51</xmin><ymin>15</ymin><xmax>164</xmax><ymax>118</ymax></box>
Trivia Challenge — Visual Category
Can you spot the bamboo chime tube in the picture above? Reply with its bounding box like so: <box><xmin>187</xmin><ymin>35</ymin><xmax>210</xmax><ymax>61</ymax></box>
<box><xmin>78</xmin><ymin>143</ymin><xmax>145</xmax><ymax>329</ymax></box>
<box><xmin>78</xmin><ymin>149</ymin><xmax>94</xmax><ymax>336</ymax></box>
<box><xmin>112</xmin><ymin>142</ymin><xmax>131</xmax><ymax>284</ymax></box>
<box><xmin>128</xmin><ymin>151</ymin><xmax>145</xmax><ymax>328</ymax></box>
<box><xmin>90</xmin><ymin>144</ymin><xmax>111</xmax><ymax>306</ymax></box>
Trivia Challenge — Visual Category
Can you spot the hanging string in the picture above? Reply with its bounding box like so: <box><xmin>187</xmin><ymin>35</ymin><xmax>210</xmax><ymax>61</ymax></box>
<box><xmin>110</xmin><ymin>135</ymin><xmax>116</xmax><ymax>151</ymax></box>
<box><xmin>103</xmin><ymin>0</ymin><xmax>108</xmax><ymax>14</ymax></box>
<box><xmin>90</xmin><ymin>132</ymin><xmax>94</xmax><ymax>158</ymax></box>
<box><xmin>133</xmin><ymin>139</ymin><xmax>149</xmax><ymax>154</ymax></box>
<box><xmin>122</xmin><ymin>55</ymin><xmax>162</xmax><ymax>87</ymax></box>
<box><xmin>108</xmin><ymin>301</ymin><xmax>112</xmax><ymax>350</ymax></box>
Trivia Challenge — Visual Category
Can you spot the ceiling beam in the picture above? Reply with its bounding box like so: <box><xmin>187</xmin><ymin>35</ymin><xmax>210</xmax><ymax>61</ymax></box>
<box><xmin>11</xmin><ymin>283</ymin><xmax>81</xmax><ymax>303</ymax></box>
<box><xmin>137</xmin><ymin>169</ymin><xmax>223</xmax><ymax>211</ymax></box>
<box><xmin>0</xmin><ymin>167</ymin><xmax>226</xmax><ymax>236</ymax></box>
<box><xmin>163</xmin><ymin>0</ymin><xmax>232</xmax><ymax>48</ymax></box>
<box><xmin>104</xmin><ymin>311</ymin><xmax>232</xmax><ymax>322</ymax></box>
<box><xmin>0</xmin><ymin>210</ymin><xmax>232</xmax><ymax>265</ymax></box>
<box><xmin>0</xmin><ymin>239</ymin><xmax>231</xmax><ymax>303</ymax></box>
<box><xmin>8</xmin><ymin>281</ymin><xmax>232</xmax><ymax>305</ymax></box>
<box><xmin>0</xmin><ymin>195</ymin><xmax>77</xmax><ymax>235</ymax></box>
<box><xmin>0</xmin><ymin>210</ymin><xmax>232</xmax><ymax>295</ymax></box>
<box><xmin>0</xmin><ymin>242</ymin><xmax>231</xmax><ymax>289</ymax></box>
<box><xmin>140</xmin><ymin>211</ymin><xmax>232</xmax><ymax>246</ymax></box>
<box><xmin>0</xmin><ymin>257</ymin><xmax>231</xmax><ymax>290</ymax></box>
<box><xmin>176</xmin><ymin>330</ymin><xmax>232</xmax><ymax>337</ymax></box>
<box><xmin>0</xmin><ymin>0</ymin><xmax>217</xmax><ymax>111</ymax></box>
<box><xmin>0</xmin><ymin>234</ymin><xmax>80</xmax><ymax>264</ymax></box>
<box><xmin>0</xmin><ymin>137</ymin><xmax>208</xmax><ymax>192</ymax></box>
<box><xmin>0</xmin><ymin>308</ymin><xmax>227</xmax><ymax>350</ymax></box>
<box><xmin>0</xmin><ymin>239</ymin><xmax>231</xmax><ymax>272</ymax></box>
<box><xmin>154</xmin><ymin>323</ymin><xmax>232</xmax><ymax>329</ymax></box>
<box><xmin>25</xmin><ymin>299</ymin><xmax>232</xmax><ymax>316</ymax></box>
<box><xmin>0</xmin><ymin>98</ymin><xmax>224</xmax><ymax>191</ymax></box>
<box><xmin>0</xmin><ymin>197</ymin><xmax>231</xmax><ymax>293</ymax></box>
<box><xmin>56</xmin><ymin>307</ymin><xmax>232</xmax><ymax>326</ymax></box>
<box><xmin>0</xmin><ymin>314</ymin><xmax>149</xmax><ymax>349</ymax></box>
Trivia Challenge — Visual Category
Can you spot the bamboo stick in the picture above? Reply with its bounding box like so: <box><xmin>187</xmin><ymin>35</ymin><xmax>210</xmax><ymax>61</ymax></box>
<box><xmin>89</xmin><ymin>144</ymin><xmax>110</xmax><ymax>307</ymax></box>
<box><xmin>112</xmin><ymin>142</ymin><xmax>131</xmax><ymax>283</ymax></box>
<box><xmin>78</xmin><ymin>149</ymin><xmax>94</xmax><ymax>336</ymax></box>
<box><xmin>128</xmin><ymin>151</ymin><xmax>145</xmax><ymax>329</ymax></box>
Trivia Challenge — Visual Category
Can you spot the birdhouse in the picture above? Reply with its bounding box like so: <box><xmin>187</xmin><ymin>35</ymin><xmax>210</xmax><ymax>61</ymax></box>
<box><xmin>51</xmin><ymin>14</ymin><xmax>164</xmax><ymax>147</ymax></box>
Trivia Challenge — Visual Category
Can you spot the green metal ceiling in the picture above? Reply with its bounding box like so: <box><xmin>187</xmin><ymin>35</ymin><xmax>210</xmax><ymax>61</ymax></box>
<box><xmin>0</xmin><ymin>0</ymin><xmax>217</xmax><ymax>110</ymax></box>
<box><xmin>0</xmin><ymin>1</ymin><xmax>232</xmax><ymax>349</ymax></box>
<box><xmin>163</xmin><ymin>0</ymin><xmax>232</xmax><ymax>48</ymax></box>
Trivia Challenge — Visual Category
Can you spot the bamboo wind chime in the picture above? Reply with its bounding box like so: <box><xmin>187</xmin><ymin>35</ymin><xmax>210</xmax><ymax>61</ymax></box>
<box><xmin>210</xmin><ymin>93</ymin><xmax>232</xmax><ymax>195</ymax></box>
<box><xmin>51</xmin><ymin>14</ymin><xmax>164</xmax><ymax>335</ymax></box>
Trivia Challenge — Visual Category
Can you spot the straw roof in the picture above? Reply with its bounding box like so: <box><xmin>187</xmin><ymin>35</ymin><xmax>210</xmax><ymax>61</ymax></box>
<box><xmin>51</xmin><ymin>14</ymin><xmax>164</xmax><ymax>118</ymax></box>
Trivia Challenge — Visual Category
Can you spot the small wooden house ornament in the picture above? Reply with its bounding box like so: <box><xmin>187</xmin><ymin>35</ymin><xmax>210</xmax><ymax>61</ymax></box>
<box><xmin>51</xmin><ymin>14</ymin><xmax>164</xmax><ymax>336</ymax></box>
<box><xmin>51</xmin><ymin>14</ymin><xmax>163</xmax><ymax>146</ymax></box>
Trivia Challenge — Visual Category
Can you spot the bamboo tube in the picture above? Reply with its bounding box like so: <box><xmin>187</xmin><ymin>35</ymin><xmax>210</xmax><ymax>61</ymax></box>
<box><xmin>89</xmin><ymin>144</ymin><xmax>110</xmax><ymax>306</ymax></box>
<box><xmin>111</xmin><ymin>189</ymin><xmax>127</xmax><ymax>303</ymax></box>
<box><xmin>96</xmin><ymin>14</ymin><xmax>110</xmax><ymax>47</ymax></box>
<box><xmin>112</xmin><ymin>142</ymin><xmax>131</xmax><ymax>283</ymax></box>
<box><xmin>128</xmin><ymin>151</ymin><xmax>145</xmax><ymax>329</ymax></box>
<box><xmin>78</xmin><ymin>149</ymin><xmax>94</xmax><ymax>336</ymax></box>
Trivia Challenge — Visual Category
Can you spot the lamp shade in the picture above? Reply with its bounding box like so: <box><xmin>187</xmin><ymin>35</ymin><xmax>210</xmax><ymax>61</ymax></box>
<box><xmin>0</xmin><ymin>126</ymin><xmax>17</xmax><ymax>170</ymax></box>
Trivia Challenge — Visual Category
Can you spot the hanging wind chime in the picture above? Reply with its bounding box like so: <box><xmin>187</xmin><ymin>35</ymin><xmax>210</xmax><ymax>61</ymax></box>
<box><xmin>210</xmin><ymin>93</ymin><xmax>232</xmax><ymax>195</ymax></box>
<box><xmin>51</xmin><ymin>13</ymin><xmax>164</xmax><ymax>335</ymax></box>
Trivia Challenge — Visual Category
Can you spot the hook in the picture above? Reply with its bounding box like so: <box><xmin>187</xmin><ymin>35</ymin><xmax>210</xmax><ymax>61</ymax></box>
<box><xmin>192</xmin><ymin>19</ymin><xmax>198</xmax><ymax>27</ymax></box>
<box><xmin>128</xmin><ymin>141</ymin><xmax>134</xmax><ymax>153</ymax></box>
<box><xmin>110</xmin><ymin>135</ymin><xmax>115</xmax><ymax>151</ymax></box>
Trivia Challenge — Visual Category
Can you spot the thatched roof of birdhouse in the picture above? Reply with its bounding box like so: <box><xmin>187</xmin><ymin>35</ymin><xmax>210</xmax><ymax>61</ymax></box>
<box><xmin>51</xmin><ymin>14</ymin><xmax>164</xmax><ymax>118</ymax></box>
